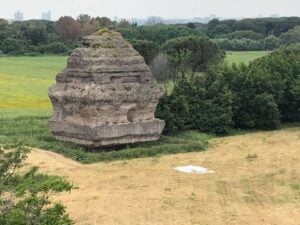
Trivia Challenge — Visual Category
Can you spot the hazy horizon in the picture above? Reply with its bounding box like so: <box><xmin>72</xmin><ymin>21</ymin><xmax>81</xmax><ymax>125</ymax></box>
<box><xmin>1</xmin><ymin>0</ymin><xmax>299</xmax><ymax>21</ymax></box>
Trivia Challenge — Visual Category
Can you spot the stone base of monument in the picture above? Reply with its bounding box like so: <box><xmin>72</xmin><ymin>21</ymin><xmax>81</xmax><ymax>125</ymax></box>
<box><xmin>49</xmin><ymin>119</ymin><xmax>165</xmax><ymax>148</ymax></box>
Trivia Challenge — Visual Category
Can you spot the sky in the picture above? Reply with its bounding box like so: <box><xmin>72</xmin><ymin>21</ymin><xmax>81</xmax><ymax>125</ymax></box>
<box><xmin>1</xmin><ymin>0</ymin><xmax>299</xmax><ymax>20</ymax></box>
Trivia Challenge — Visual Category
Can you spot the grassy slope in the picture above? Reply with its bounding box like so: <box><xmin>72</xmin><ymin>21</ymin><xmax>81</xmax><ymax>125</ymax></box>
<box><xmin>25</xmin><ymin>128</ymin><xmax>300</xmax><ymax>225</ymax></box>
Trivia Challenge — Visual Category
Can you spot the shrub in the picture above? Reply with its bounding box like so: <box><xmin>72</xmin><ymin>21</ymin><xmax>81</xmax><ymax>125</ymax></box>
<box><xmin>1</xmin><ymin>38</ymin><xmax>24</xmax><ymax>54</ymax></box>
<box><xmin>249</xmin><ymin>45</ymin><xmax>300</xmax><ymax>122</ymax></box>
<box><xmin>280</xmin><ymin>26</ymin><xmax>300</xmax><ymax>45</ymax></box>
<box><xmin>156</xmin><ymin>74</ymin><xmax>233</xmax><ymax>134</ymax></box>
<box><xmin>0</xmin><ymin>145</ymin><xmax>74</xmax><ymax>225</ymax></box>
<box><xmin>37</xmin><ymin>42</ymin><xmax>69</xmax><ymax>54</ymax></box>
<box><xmin>252</xmin><ymin>93</ymin><xmax>281</xmax><ymax>129</ymax></box>
<box><xmin>264</xmin><ymin>35</ymin><xmax>280</xmax><ymax>50</ymax></box>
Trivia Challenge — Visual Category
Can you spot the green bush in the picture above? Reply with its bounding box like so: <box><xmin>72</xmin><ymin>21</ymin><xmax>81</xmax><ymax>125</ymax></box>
<box><xmin>156</xmin><ymin>75</ymin><xmax>233</xmax><ymax>134</ymax></box>
<box><xmin>280</xmin><ymin>26</ymin><xmax>300</xmax><ymax>45</ymax></box>
<box><xmin>264</xmin><ymin>35</ymin><xmax>280</xmax><ymax>50</ymax></box>
<box><xmin>251</xmin><ymin>45</ymin><xmax>300</xmax><ymax>122</ymax></box>
<box><xmin>1</xmin><ymin>38</ymin><xmax>24</xmax><ymax>54</ymax></box>
<box><xmin>37</xmin><ymin>42</ymin><xmax>69</xmax><ymax>54</ymax></box>
<box><xmin>252</xmin><ymin>93</ymin><xmax>281</xmax><ymax>129</ymax></box>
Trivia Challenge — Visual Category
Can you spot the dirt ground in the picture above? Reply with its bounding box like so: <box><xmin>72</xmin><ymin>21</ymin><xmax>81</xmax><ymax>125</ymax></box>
<box><xmin>26</xmin><ymin>128</ymin><xmax>300</xmax><ymax>225</ymax></box>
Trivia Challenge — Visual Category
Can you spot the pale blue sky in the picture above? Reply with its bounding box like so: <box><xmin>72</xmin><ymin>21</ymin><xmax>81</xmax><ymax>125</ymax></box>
<box><xmin>1</xmin><ymin>0</ymin><xmax>299</xmax><ymax>20</ymax></box>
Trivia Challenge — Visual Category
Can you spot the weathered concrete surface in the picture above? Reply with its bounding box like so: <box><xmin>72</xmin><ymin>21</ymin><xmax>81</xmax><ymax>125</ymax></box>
<box><xmin>48</xmin><ymin>29</ymin><xmax>165</xmax><ymax>147</ymax></box>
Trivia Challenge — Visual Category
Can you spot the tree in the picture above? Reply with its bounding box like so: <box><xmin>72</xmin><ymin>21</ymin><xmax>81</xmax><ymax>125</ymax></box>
<box><xmin>23</xmin><ymin>26</ymin><xmax>48</xmax><ymax>46</ymax></box>
<box><xmin>76</xmin><ymin>15</ymin><xmax>100</xmax><ymax>36</ymax></box>
<box><xmin>280</xmin><ymin>26</ymin><xmax>300</xmax><ymax>45</ymax></box>
<box><xmin>77</xmin><ymin>14</ymin><xmax>91</xmax><ymax>26</ymax></box>
<box><xmin>130</xmin><ymin>39</ymin><xmax>159</xmax><ymax>65</ymax></box>
<box><xmin>55</xmin><ymin>16</ymin><xmax>81</xmax><ymax>41</ymax></box>
<box><xmin>146</xmin><ymin>16</ymin><xmax>164</xmax><ymax>26</ymax></box>
<box><xmin>80</xmin><ymin>18</ymin><xmax>100</xmax><ymax>36</ymax></box>
<box><xmin>0</xmin><ymin>19</ymin><xmax>8</xmax><ymax>30</ymax></box>
<box><xmin>156</xmin><ymin>73</ymin><xmax>233</xmax><ymax>134</ymax></box>
<box><xmin>162</xmin><ymin>36</ymin><xmax>225</xmax><ymax>77</ymax></box>
<box><xmin>264</xmin><ymin>35</ymin><xmax>280</xmax><ymax>50</ymax></box>
<box><xmin>117</xmin><ymin>24</ymin><xmax>200</xmax><ymax>45</ymax></box>
<box><xmin>186</xmin><ymin>22</ymin><xmax>196</xmax><ymax>29</ymax></box>
<box><xmin>219</xmin><ymin>30</ymin><xmax>264</xmax><ymax>40</ymax></box>
<box><xmin>95</xmin><ymin>17</ymin><xmax>113</xmax><ymax>27</ymax></box>
<box><xmin>0</xmin><ymin>145</ymin><xmax>74</xmax><ymax>225</ymax></box>
<box><xmin>1</xmin><ymin>38</ymin><xmax>24</xmax><ymax>54</ymax></box>
<box><xmin>37</xmin><ymin>42</ymin><xmax>69</xmax><ymax>54</ymax></box>
<box><xmin>150</xmin><ymin>53</ymin><xmax>175</xmax><ymax>82</ymax></box>
<box><xmin>253</xmin><ymin>93</ymin><xmax>281</xmax><ymax>129</ymax></box>
<box><xmin>118</xmin><ymin>19</ymin><xmax>131</xmax><ymax>28</ymax></box>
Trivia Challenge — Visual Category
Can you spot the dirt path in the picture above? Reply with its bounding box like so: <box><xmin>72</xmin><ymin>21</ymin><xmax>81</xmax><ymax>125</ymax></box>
<box><xmin>26</xmin><ymin>128</ymin><xmax>300</xmax><ymax>225</ymax></box>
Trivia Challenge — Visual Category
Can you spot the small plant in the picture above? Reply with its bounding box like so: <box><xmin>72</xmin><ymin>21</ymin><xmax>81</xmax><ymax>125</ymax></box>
<box><xmin>245</xmin><ymin>153</ymin><xmax>258</xmax><ymax>161</ymax></box>
<box><xmin>188</xmin><ymin>192</ymin><xmax>197</xmax><ymax>201</ymax></box>
<box><xmin>124</xmin><ymin>84</ymin><xmax>132</xmax><ymax>91</ymax></box>
<box><xmin>92</xmin><ymin>28</ymin><xmax>114</xmax><ymax>36</ymax></box>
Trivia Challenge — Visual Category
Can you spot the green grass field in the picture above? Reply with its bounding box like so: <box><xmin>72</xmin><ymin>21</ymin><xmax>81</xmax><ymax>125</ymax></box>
<box><xmin>226</xmin><ymin>51</ymin><xmax>270</xmax><ymax>64</ymax></box>
<box><xmin>0</xmin><ymin>52</ymin><xmax>268</xmax><ymax>162</ymax></box>
<box><xmin>0</xmin><ymin>56</ymin><xmax>67</xmax><ymax>118</ymax></box>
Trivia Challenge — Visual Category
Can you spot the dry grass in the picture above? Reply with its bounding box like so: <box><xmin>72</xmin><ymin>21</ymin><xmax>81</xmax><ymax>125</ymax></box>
<box><xmin>25</xmin><ymin>128</ymin><xmax>300</xmax><ymax>225</ymax></box>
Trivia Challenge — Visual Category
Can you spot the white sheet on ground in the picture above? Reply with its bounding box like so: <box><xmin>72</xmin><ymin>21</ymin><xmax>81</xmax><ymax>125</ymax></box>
<box><xmin>174</xmin><ymin>165</ymin><xmax>215</xmax><ymax>174</ymax></box>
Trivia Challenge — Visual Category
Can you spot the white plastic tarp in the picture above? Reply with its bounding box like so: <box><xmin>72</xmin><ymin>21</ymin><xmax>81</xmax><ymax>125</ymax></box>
<box><xmin>174</xmin><ymin>165</ymin><xmax>215</xmax><ymax>174</ymax></box>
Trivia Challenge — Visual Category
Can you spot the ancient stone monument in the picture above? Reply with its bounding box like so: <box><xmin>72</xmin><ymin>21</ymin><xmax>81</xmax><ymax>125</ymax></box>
<box><xmin>48</xmin><ymin>29</ymin><xmax>165</xmax><ymax>147</ymax></box>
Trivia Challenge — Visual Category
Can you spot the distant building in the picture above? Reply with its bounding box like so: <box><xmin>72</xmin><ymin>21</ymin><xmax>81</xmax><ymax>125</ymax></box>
<box><xmin>270</xmin><ymin>14</ymin><xmax>279</xmax><ymax>18</ymax></box>
<box><xmin>14</xmin><ymin>10</ymin><xmax>23</xmax><ymax>21</ymax></box>
<box><xmin>42</xmin><ymin>11</ymin><xmax>51</xmax><ymax>21</ymax></box>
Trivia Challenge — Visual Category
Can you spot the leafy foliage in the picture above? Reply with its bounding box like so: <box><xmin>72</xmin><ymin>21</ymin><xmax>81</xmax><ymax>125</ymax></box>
<box><xmin>129</xmin><ymin>39</ymin><xmax>159</xmax><ymax>64</ymax></box>
<box><xmin>0</xmin><ymin>145</ymin><xmax>74</xmax><ymax>225</ymax></box>
<box><xmin>157</xmin><ymin>44</ymin><xmax>300</xmax><ymax>133</ymax></box>
<box><xmin>156</xmin><ymin>75</ymin><xmax>233</xmax><ymax>134</ymax></box>
<box><xmin>162</xmin><ymin>36</ymin><xmax>225</xmax><ymax>77</ymax></box>
<box><xmin>280</xmin><ymin>26</ymin><xmax>300</xmax><ymax>45</ymax></box>
<box><xmin>117</xmin><ymin>24</ymin><xmax>202</xmax><ymax>45</ymax></box>
<box><xmin>37</xmin><ymin>42</ymin><xmax>69</xmax><ymax>54</ymax></box>
<box><xmin>55</xmin><ymin>16</ymin><xmax>81</xmax><ymax>41</ymax></box>
<box><xmin>1</xmin><ymin>38</ymin><xmax>24</xmax><ymax>54</ymax></box>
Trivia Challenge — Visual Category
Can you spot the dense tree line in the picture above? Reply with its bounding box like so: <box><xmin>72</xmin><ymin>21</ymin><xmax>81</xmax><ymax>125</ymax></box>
<box><xmin>0</xmin><ymin>15</ymin><xmax>116</xmax><ymax>55</ymax></box>
<box><xmin>1</xmin><ymin>16</ymin><xmax>300</xmax><ymax>55</ymax></box>
<box><xmin>156</xmin><ymin>43</ymin><xmax>300</xmax><ymax>134</ymax></box>
<box><xmin>207</xmin><ymin>17</ymin><xmax>300</xmax><ymax>37</ymax></box>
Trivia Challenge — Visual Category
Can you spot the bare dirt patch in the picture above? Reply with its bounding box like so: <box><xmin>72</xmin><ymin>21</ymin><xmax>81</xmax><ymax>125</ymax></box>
<box><xmin>25</xmin><ymin>128</ymin><xmax>300</xmax><ymax>225</ymax></box>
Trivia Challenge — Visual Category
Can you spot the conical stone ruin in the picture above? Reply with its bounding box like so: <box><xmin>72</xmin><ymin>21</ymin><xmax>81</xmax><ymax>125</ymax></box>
<box><xmin>48</xmin><ymin>30</ymin><xmax>165</xmax><ymax>147</ymax></box>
